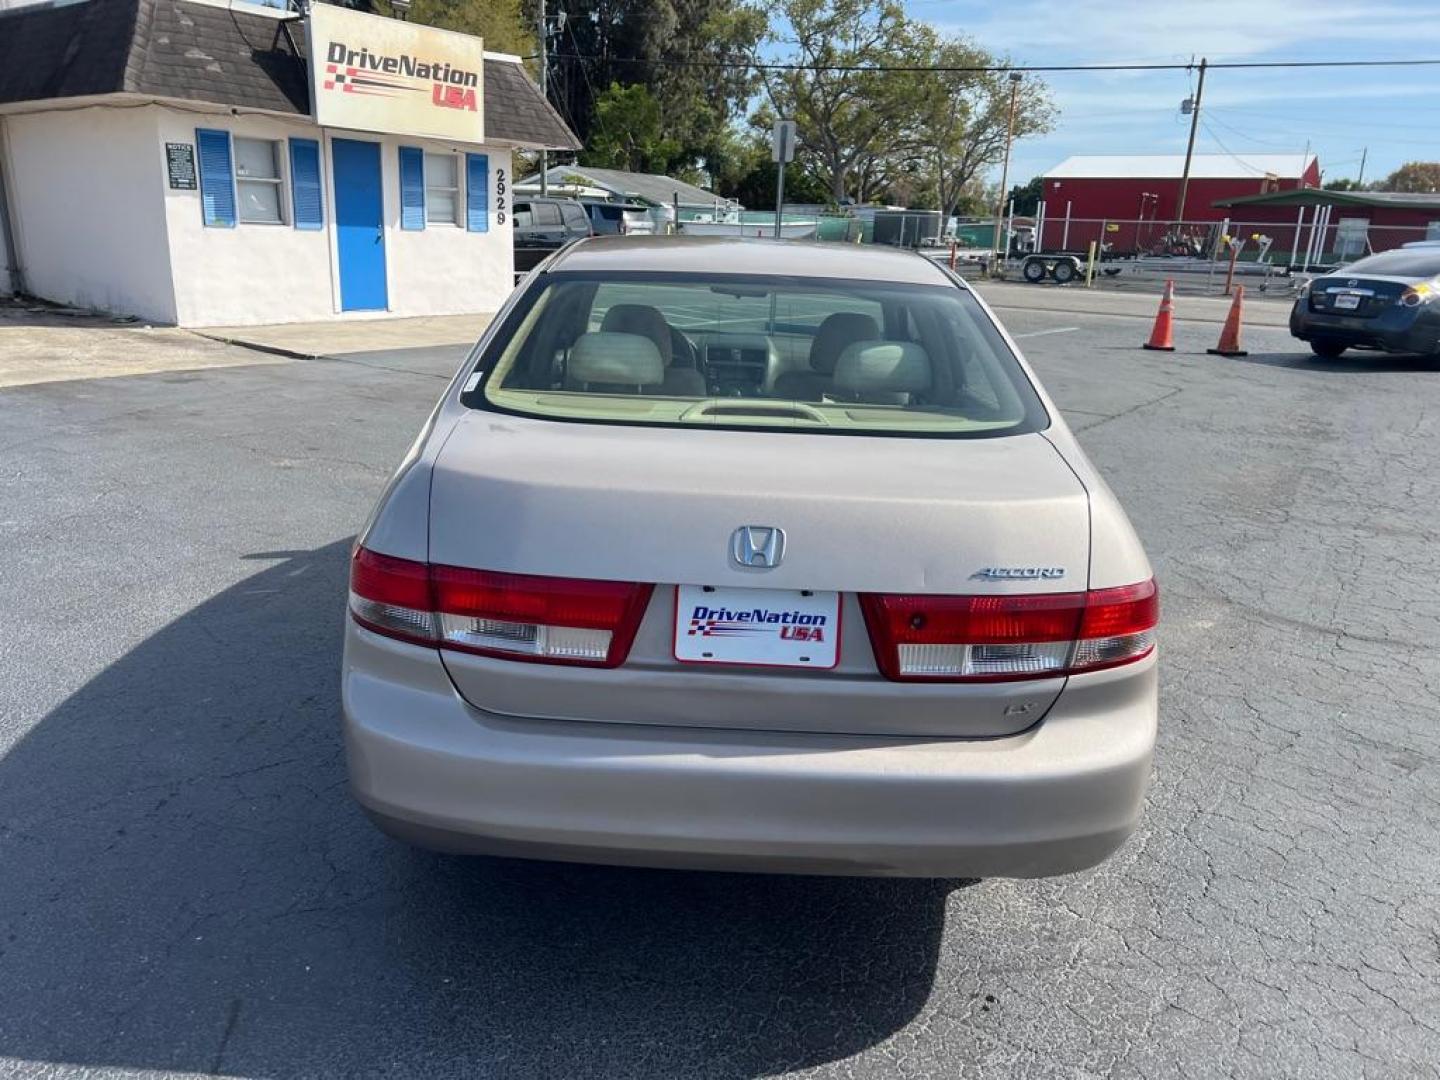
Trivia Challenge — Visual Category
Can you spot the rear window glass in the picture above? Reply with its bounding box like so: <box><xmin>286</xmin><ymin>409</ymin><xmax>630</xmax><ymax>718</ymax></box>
<box><xmin>467</xmin><ymin>272</ymin><xmax>1048</xmax><ymax>438</ymax></box>
<box><xmin>1343</xmin><ymin>250</ymin><xmax>1440</xmax><ymax>277</ymax></box>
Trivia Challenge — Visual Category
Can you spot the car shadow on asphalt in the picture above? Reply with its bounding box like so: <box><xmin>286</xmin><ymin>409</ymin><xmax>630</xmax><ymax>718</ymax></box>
<box><xmin>0</xmin><ymin>540</ymin><xmax>957</xmax><ymax>1079</ymax></box>
<box><xmin>1230</xmin><ymin>350</ymin><xmax>1440</xmax><ymax>374</ymax></box>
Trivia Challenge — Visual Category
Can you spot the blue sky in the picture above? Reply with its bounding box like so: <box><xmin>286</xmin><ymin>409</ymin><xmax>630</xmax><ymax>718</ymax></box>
<box><xmin>918</xmin><ymin>0</ymin><xmax>1440</xmax><ymax>187</ymax></box>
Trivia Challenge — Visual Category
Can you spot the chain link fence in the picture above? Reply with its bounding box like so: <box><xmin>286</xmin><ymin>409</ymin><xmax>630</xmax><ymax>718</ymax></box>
<box><xmin>676</xmin><ymin>207</ymin><xmax>1439</xmax><ymax>289</ymax></box>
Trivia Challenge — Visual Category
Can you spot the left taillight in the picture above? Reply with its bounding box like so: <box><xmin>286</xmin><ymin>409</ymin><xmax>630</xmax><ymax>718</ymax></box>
<box><xmin>349</xmin><ymin>546</ymin><xmax>652</xmax><ymax>667</ymax></box>
<box><xmin>858</xmin><ymin>579</ymin><xmax>1158</xmax><ymax>682</ymax></box>
<box><xmin>349</xmin><ymin>547</ymin><xmax>437</xmax><ymax>646</ymax></box>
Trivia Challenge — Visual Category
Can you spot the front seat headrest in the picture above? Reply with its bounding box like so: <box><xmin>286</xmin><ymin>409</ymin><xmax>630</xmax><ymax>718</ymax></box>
<box><xmin>810</xmin><ymin>312</ymin><xmax>880</xmax><ymax>375</ymax></box>
<box><xmin>833</xmin><ymin>341</ymin><xmax>932</xmax><ymax>397</ymax></box>
<box><xmin>567</xmin><ymin>332</ymin><xmax>665</xmax><ymax>388</ymax></box>
<box><xmin>600</xmin><ymin>304</ymin><xmax>674</xmax><ymax>367</ymax></box>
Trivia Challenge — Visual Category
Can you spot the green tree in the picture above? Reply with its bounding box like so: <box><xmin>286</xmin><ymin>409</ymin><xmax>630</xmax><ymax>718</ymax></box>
<box><xmin>322</xmin><ymin>0</ymin><xmax>532</xmax><ymax>55</ymax></box>
<box><xmin>911</xmin><ymin>38</ymin><xmax>1055</xmax><ymax>220</ymax></box>
<box><xmin>754</xmin><ymin>2</ymin><xmax>1053</xmax><ymax>210</ymax></box>
<box><xmin>719</xmin><ymin>138</ymin><xmax>834</xmax><ymax>208</ymax></box>
<box><xmin>1322</xmin><ymin>177</ymin><xmax>1364</xmax><ymax>192</ymax></box>
<box><xmin>543</xmin><ymin>0</ymin><xmax>763</xmax><ymax>173</ymax></box>
<box><xmin>755</xmin><ymin>0</ymin><xmax>933</xmax><ymax>204</ymax></box>
<box><xmin>651</xmin><ymin>0</ymin><xmax>767</xmax><ymax>176</ymax></box>
<box><xmin>1379</xmin><ymin>162</ymin><xmax>1440</xmax><ymax>193</ymax></box>
<box><xmin>582</xmin><ymin>83</ymin><xmax>682</xmax><ymax>174</ymax></box>
<box><xmin>1006</xmin><ymin>175</ymin><xmax>1045</xmax><ymax>216</ymax></box>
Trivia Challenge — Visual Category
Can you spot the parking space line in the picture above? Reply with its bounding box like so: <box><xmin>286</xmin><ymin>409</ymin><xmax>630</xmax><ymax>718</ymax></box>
<box><xmin>1013</xmin><ymin>327</ymin><xmax>1080</xmax><ymax>339</ymax></box>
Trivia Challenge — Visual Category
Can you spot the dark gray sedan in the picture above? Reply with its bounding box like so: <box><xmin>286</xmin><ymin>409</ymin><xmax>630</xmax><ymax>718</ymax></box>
<box><xmin>1291</xmin><ymin>247</ymin><xmax>1440</xmax><ymax>358</ymax></box>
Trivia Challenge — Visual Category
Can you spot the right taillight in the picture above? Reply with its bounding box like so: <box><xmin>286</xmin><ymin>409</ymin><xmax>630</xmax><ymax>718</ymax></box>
<box><xmin>348</xmin><ymin>546</ymin><xmax>652</xmax><ymax>668</ymax></box>
<box><xmin>1071</xmin><ymin>580</ymin><xmax>1160</xmax><ymax>673</ymax></box>
<box><xmin>1399</xmin><ymin>283</ymin><xmax>1434</xmax><ymax>307</ymax></box>
<box><xmin>859</xmin><ymin>579</ymin><xmax>1157</xmax><ymax>682</ymax></box>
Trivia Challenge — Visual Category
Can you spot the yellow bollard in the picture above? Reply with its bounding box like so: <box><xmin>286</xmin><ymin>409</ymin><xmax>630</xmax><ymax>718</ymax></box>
<box><xmin>1084</xmin><ymin>241</ymin><xmax>1098</xmax><ymax>288</ymax></box>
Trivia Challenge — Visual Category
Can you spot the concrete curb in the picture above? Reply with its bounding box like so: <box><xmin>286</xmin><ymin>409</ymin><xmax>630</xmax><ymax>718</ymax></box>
<box><xmin>190</xmin><ymin>332</ymin><xmax>325</xmax><ymax>361</ymax></box>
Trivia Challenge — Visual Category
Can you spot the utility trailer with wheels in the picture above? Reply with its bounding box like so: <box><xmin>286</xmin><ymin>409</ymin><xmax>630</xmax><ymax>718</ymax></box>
<box><xmin>1002</xmin><ymin>242</ymin><xmax>1133</xmax><ymax>284</ymax></box>
<box><xmin>1017</xmin><ymin>250</ymin><xmax>1133</xmax><ymax>283</ymax></box>
<box><xmin>1019</xmin><ymin>252</ymin><xmax>1084</xmax><ymax>284</ymax></box>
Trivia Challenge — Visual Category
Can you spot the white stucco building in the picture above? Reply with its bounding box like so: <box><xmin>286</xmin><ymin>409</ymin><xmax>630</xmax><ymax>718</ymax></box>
<box><xmin>0</xmin><ymin>0</ymin><xmax>578</xmax><ymax>326</ymax></box>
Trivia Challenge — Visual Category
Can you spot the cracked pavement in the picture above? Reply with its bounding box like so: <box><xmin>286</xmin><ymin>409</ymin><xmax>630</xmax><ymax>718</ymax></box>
<box><xmin>1</xmin><ymin>306</ymin><xmax>1437</xmax><ymax>1079</ymax></box>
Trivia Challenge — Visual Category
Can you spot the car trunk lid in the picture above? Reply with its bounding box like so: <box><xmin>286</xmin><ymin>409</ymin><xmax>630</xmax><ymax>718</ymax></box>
<box><xmin>428</xmin><ymin>413</ymin><xmax>1091</xmax><ymax>737</ymax></box>
<box><xmin>1309</xmin><ymin>274</ymin><xmax>1410</xmax><ymax>318</ymax></box>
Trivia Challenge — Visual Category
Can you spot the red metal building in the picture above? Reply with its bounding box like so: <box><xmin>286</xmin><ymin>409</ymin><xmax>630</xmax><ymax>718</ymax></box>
<box><xmin>1037</xmin><ymin>153</ymin><xmax>1320</xmax><ymax>253</ymax></box>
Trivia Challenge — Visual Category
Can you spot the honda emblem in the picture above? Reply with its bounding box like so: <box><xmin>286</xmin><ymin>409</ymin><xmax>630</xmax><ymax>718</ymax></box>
<box><xmin>730</xmin><ymin>526</ymin><xmax>785</xmax><ymax>569</ymax></box>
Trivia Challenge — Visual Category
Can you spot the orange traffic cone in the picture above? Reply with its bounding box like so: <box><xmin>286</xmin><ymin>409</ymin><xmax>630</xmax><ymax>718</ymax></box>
<box><xmin>1208</xmin><ymin>286</ymin><xmax>1249</xmax><ymax>357</ymax></box>
<box><xmin>1143</xmin><ymin>279</ymin><xmax>1176</xmax><ymax>351</ymax></box>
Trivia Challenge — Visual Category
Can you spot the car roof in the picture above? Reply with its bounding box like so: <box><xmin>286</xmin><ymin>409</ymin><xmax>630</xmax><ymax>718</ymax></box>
<box><xmin>549</xmin><ymin>236</ymin><xmax>959</xmax><ymax>286</ymax></box>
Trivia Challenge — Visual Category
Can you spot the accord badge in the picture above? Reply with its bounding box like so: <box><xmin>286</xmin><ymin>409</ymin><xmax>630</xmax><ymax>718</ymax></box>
<box><xmin>970</xmin><ymin>566</ymin><xmax>1066</xmax><ymax>581</ymax></box>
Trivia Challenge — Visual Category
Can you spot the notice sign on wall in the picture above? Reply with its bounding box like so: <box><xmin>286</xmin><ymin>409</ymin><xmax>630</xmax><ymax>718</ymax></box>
<box><xmin>166</xmin><ymin>143</ymin><xmax>197</xmax><ymax>190</ymax></box>
<box><xmin>307</xmin><ymin>4</ymin><xmax>484</xmax><ymax>143</ymax></box>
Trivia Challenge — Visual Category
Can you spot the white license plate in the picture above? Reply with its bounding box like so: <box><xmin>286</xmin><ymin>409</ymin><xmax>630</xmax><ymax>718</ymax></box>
<box><xmin>1334</xmin><ymin>293</ymin><xmax>1361</xmax><ymax>310</ymax></box>
<box><xmin>674</xmin><ymin>585</ymin><xmax>840</xmax><ymax>669</ymax></box>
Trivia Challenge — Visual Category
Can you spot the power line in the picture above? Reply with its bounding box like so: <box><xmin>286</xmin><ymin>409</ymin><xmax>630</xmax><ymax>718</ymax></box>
<box><xmin>1204</xmin><ymin>104</ymin><xmax>1439</xmax><ymax>134</ymax></box>
<box><xmin>535</xmin><ymin>53</ymin><xmax>1440</xmax><ymax>74</ymax></box>
<box><xmin>1197</xmin><ymin>119</ymin><xmax>1278</xmax><ymax>175</ymax></box>
<box><xmin>1202</xmin><ymin>111</ymin><xmax>1304</xmax><ymax>150</ymax></box>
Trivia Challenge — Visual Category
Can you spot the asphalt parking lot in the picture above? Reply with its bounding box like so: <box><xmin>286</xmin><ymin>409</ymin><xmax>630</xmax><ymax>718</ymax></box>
<box><xmin>2</xmin><ymin>297</ymin><xmax>1438</xmax><ymax>1079</ymax></box>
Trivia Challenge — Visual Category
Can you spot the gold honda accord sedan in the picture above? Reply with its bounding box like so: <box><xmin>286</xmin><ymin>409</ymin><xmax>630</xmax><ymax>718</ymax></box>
<box><xmin>342</xmin><ymin>237</ymin><xmax>1158</xmax><ymax>878</ymax></box>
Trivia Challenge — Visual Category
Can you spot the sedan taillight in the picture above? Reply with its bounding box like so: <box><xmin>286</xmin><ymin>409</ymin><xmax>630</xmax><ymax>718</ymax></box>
<box><xmin>1399</xmin><ymin>283</ymin><xmax>1434</xmax><ymax>307</ymax></box>
<box><xmin>859</xmin><ymin>579</ymin><xmax>1157</xmax><ymax>682</ymax></box>
<box><xmin>349</xmin><ymin>546</ymin><xmax>652</xmax><ymax>667</ymax></box>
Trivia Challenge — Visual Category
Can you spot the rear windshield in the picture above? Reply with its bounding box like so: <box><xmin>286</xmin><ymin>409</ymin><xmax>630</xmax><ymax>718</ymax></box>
<box><xmin>1342</xmin><ymin>250</ymin><xmax>1440</xmax><ymax>277</ymax></box>
<box><xmin>469</xmin><ymin>272</ymin><xmax>1048</xmax><ymax>438</ymax></box>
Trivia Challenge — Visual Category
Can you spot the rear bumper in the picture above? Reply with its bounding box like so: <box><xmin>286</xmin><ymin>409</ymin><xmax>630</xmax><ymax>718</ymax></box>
<box><xmin>1290</xmin><ymin>305</ymin><xmax>1440</xmax><ymax>354</ymax></box>
<box><xmin>342</xmin><ymin>623</ymin><xmax>1157</xmax><ymax>878</ymax></box>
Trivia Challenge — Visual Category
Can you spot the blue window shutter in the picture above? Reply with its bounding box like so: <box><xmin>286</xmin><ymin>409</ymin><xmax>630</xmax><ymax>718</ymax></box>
<box><xmin>466</xmin><ymin>153</ymin><xmax>489</xmax><ymax>233</ymax></box>
<box><xmin>399</xmin><ymin>146</ymin><xmax>425</xmax><ymax>230</ymax></box>
<box><xmin>289</xmin><ymin>138</ymin><xmax>323</xmax><ymax>230</ymax></box>
<box><xmin>195</xmin><ymin>128</ymin><xmax>235</xmax><ymax>228</ymax></box>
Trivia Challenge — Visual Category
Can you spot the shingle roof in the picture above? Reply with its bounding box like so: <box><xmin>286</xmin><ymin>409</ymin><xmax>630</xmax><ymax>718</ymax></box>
<box><xmin>0</xmin><ymin>0</ymin><xmax>580</xmax><ymax>150</ymax></box>
<box><xmin>1047</xmin><ymin>153</ymin><xmax>1317</xmax><ymax>180</ymax></box>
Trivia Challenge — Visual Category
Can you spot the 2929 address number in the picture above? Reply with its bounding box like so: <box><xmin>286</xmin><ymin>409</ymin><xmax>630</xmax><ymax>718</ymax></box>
<box><xmin>495</xmin><ymin>167</ymin><xmax>507</xmax><ymax>226</ymax></box>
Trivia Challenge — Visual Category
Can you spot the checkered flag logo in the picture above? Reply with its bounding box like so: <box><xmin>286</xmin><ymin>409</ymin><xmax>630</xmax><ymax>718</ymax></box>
<box><xmin>322</xmin><ymin>64</ymin><xmax>354</xmax><ymax>92</ymax></box>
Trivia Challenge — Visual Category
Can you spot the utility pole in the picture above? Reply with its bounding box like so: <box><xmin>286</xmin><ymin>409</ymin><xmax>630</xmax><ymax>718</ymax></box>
<box><xmin>1356</xmin><ymin>146</ymin><xmax>1368</xmax><ymax>187</ymax></box>
<box><xmin>991</xmin><ymin>71</ymin><xmax>1023</xmax><ymax>272</ymax></box>
<box><xmin>1174</xmin><ymin>57</ymin><xmax>1207</xmax><ymax>226</ymax></box>
<box><xmin>538</xmin><ymin>0</ymin><xmax>548</xmax><ymax>196</ymax></box>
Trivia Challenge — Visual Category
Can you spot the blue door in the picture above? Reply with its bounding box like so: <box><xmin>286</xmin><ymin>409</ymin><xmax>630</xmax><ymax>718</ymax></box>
<box><xmin>332</xmin><ymin>139</ymin><xmax>387</xmax><ymax>312</ymax></box>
